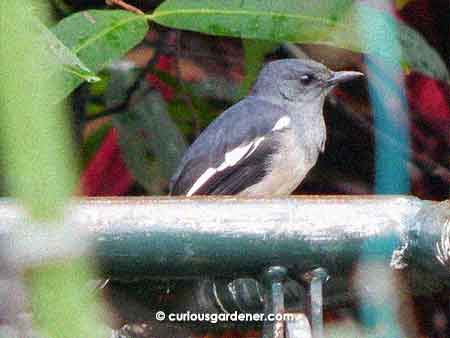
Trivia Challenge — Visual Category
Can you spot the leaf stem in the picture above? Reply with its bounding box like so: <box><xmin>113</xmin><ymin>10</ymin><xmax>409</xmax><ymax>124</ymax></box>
<box><xmin>105</xmin><ymin>0</ymin><xmax>145</xmax><ymax>15</ymax></box>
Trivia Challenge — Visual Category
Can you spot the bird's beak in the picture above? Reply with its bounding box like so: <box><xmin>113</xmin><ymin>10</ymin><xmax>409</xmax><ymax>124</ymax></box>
<box><xmin>326</xmin><ymin>71</ymin><xmax>364</xmax><ymax>86</ymax></box>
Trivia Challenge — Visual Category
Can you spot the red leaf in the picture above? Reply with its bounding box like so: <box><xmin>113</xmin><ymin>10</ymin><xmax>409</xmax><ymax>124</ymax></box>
<box><xmin>406</xmin><ymin>72</ymin><xmax>450</xmax><ymax>140</ymax></box>
<box><xmin>80</xmin><ymin>128</ymin><xmax>134</xmax><ymax>196</ymax></box>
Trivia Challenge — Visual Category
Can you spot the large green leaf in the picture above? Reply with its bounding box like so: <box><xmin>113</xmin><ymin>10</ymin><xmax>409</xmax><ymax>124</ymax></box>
<box><xmin>152</xmin><ymin>0</ymin><xmax>353</xmax><ymax>44</ymax></box>
<box><xmin>52</xmin><ymin>10</ymin><xmax>149</xmax><ymax>99</ymax></box>
<box><xmin>0</xmin><ymin>2</ymin><xmax>106</xmax><ymax>338</ymax></box>
<box><xmin>0</xmin><ymin>3</ymin><xmax>78</xmax><ymax>219</ymax></box>
<box><xmin>151</xmin><ymin>0</ymin><xmax>448</xmax><ymax>81</ymax></box>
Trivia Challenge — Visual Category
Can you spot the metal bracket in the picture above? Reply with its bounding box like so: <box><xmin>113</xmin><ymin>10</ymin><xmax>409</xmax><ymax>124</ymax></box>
<box><xmin>303</xmin><ymin>268</ymin><xmax>328</xmax><ymax>338</ymax></box>
<box><xmin>262</xmin><ymin>266</ymin><xmax>288</xmax><ymax>338</ymax></box>
<box><xmin>285</xmin><ymin>313</ymin><xmax>312</xmax><ymax>338</ymax></box>
<box><xmin>261</xmin><ymin>266</ymin><xmax>319</xmax><ymax>338</ymax></box>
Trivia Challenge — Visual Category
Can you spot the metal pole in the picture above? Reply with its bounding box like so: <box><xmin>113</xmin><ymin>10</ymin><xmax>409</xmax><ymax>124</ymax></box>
<box><xmin>0</xmin><ymin>196</ymin><xmax>448</xmax><ymax>293</ymax></box>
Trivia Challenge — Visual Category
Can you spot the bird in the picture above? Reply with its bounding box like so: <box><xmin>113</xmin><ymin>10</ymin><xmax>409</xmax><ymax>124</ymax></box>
<box><xmin>169</xmin><ymin>59</ymin><xmax>363</xmax><ymax>197</ymax></box>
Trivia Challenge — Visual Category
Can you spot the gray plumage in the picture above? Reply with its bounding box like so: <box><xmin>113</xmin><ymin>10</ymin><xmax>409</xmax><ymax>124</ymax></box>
<box><xmin>170</xmin><ymin>59</ymin><xmax>363</xmax><ymax>196</ymax></box>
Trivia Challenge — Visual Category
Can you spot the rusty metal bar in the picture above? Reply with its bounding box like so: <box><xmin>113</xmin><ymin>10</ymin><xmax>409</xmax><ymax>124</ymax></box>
<box><xmin>0</xmin><ymin>196</ymin><xmax>448</xmax><ymax>292</ymax></box>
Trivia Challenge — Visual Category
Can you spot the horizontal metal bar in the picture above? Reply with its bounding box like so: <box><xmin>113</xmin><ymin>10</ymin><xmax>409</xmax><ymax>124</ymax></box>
<box><xmin>1</xmin><ymin>196</ymin><xmax>448</xmax><ymax>293</ymax></box>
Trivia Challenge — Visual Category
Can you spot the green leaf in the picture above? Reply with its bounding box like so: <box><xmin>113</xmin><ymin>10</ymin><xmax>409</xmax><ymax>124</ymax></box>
<box><xmin>52</xmin><ymin>10</ymin><xmax>149</xmax><ymax>99</ymax></box>
<box><xmin>0</xmin><ymin>3</ymin><xmax>77</xmax><ymax>220</ymax></box>
<box><xmin>27</xmin><ymin>12</ymin><xmax>99</xmax><ymax>104</ymax></box>
<box><xmin>239</xmin><ymin>39</ymin><xmax>278</xmax><ymax>98</ymax></box>
<box><xmin>105</xmin><ymin>65</ymin><xmax>187</xmax><ymax>192</ymax></box>
<box><xmin>152</xmin><ymin>0</ymin><xmax>353</xmax><ymax>44</ymax></box>
<box><xmin>395</xmin><ymin>19</ymin><xmax>448</xmax><ymax>81</ymax></box>
<box><xmin>151</xmin><ymin>0</ymin><xmax>448</xmax><ymax>81</ymax></box>
<box><xmin>113</xmin><ymin>91</ymin><xmax>188</xmax><ymax>193</ymax></box>
<box><xmin>0</xmin><ymin>2</ymin><xmax>106</xmax><ymax>338</ymax></box>
<box><xmin>82</xmin><ymin>121</ymin><xmax>113</xmax><ymax>168</ymax></box>
<box><xmin>63</xmin><ymin>64</ymin><xmax>101</xmax><ymax>83</ymax></box>
<box><xmin>29</xmin><ymin>259</ymin><xmax>110</xmax><ymax>338</ymax></box>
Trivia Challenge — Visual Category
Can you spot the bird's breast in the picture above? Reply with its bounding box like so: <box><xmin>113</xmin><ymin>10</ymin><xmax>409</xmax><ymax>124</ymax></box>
<box><xmin>240</xmin><ymin>125</ymin><xmax>325</xmax><ymax>197</ymax></box>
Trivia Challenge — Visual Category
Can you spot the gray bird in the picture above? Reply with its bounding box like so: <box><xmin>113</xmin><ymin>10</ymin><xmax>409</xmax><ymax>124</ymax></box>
<box><xmin>170</xmin><ymin>59</ymin><xmax>363</xmax><ymax>196</ymax></box>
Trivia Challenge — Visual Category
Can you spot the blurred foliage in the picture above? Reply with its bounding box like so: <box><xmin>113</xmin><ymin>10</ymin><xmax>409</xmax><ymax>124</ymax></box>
<box><xmin>28</xmin><ymin>260</ymin><xmax>109</xmax><ymax>338</ymax></box>
<box><xmin>0</xmin><ymin>1</ymin><xmax>145</xmax><ymax>337</ymax></box>
<box><xmin>82</xmin><ymin>121</ymin><xmax>113</xmax><ymax>167</ymax></box>
<box><xmin>239</xmin><ymin>40</ymin><xmax>278</xmax><ymax>98</ymax></box>
<box><xmin>0</xmin><ymin>1</ymin><xmax>77</xmax><ymax>219</ymax></box>
<box><xmin>105</xmin><ymin>64</ymin><xmax>187</xmax><ymax>192</ymax></box>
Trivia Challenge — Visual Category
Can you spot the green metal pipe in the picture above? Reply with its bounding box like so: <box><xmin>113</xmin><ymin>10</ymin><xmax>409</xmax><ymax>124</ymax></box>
<box><xmin>1</xmin><ymin>196</ymin><xmax>448</xmax><ymax>292</ymax></box>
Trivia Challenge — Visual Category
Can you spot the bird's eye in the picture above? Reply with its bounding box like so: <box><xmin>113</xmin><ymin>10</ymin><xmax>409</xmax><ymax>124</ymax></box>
<box><xmin>300</xmin><ymin>74</ymin><xmax>315</xmax><ymax>86</ymax></box>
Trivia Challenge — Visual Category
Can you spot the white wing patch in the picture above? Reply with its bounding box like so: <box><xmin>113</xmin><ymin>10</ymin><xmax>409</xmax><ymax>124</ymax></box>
<box><xmin>186</xmin><ymin>141</ymin><xmax>262</xmax><ymax>196</ymax></box>
<box><xmin>246</xmin><ymin>136</ymin><xmax>265</xmax><ymax>157</ymax></box>
<box><xmin>222</xmin><ymin>142</ymin><xmax>254</xmax><ymax>168</ymax></box>
<box><xmin>272</xmin><ymin>116</ymin><xmax>291</xmax><ymax>131</ymax></box>
<box><xmin>186</xmin><ymin>168</ymin><xmax>217</xmax><ymax>196</ymax></box>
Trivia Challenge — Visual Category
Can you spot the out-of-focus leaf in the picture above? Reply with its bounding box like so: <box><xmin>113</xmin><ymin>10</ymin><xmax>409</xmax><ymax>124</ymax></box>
<box><xmin>239</xmin><ymin>39</ymin><xmax>278</xmax><ymax>98</ymax></box>
<box><xmin>30</xmin><ymin>0</ymin><xmax>56</xmax><ymax>25</ymax></box>
<box><xmin>29</xmin><ymin>260</ymin><xmax>109</xmax><ymax>338</ymax></box>
<box><xmin>82</xmin><ymin>121</ymin><xmax>113</xmax><ymax>167</ymax></box>
<box><xmin>191</xmin><ymin>78</ymin><xmax>240</xmax><ymax>102</ymax></box>
<box><xmin>48</xmin><ymin>0</ymin><xmax>75</xmax><ymax>16</ymax></box>
<box><xmin>105</xmin><ymin>64</ymin><xmax>187</xmax><ymax>192</ymax></box>
<box><xmin>395</xmin><ymin>20</ymin><xmax>447</xmax><ymax>81</ymax></box>
<box><xmin>0</xmin><ymin>3</ymin><xmax>77</xmax><ymax>219</ymax></box>
<box><xmin>151</xmin><ymin>0</ymin><xmax>449</xmax><ymax>81</ymax></box>
<box><xmin>0</xmin><ymin>2</ymin><xmax>105</xmax><ymax>338</ymax></box>
<box><xmin>52</xmin><ymin>10</ymin><xmax>149</xmax><ymax>99</ymax></box>
<box><xmin>149</xmin><ymin>67</ymin><xmax>237</xmax><ymax>140</ymax></box>
<box><xmin>113</xmin><ymin>90</ymin><xmax>187</xmax><ymax>192</ymax></box>
<box><xmin>152</xmin><ymin>67</ymin><xmax>240</xmax><ymax>102</ymax></box>
<box><xmin>168</xmin><ymin>100</ymin><xmax>198</xmax><ymax>137</ymax></box>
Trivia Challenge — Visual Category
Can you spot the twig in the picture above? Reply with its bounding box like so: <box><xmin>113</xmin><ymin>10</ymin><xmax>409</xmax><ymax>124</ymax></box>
<box><xmin>105</xmin><ymin>0</ymin><xmax>144</xmax><ymax>15</ymax></box>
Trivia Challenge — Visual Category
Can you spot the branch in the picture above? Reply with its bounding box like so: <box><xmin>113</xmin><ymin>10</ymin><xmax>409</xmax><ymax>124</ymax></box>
<box><xmin>105</xmin><ymin>0</ymin><xmax>144</xmax><ymax>15</ymax></box>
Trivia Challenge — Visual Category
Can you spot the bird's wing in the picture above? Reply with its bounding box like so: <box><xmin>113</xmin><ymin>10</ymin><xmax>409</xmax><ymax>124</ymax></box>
<box><xmin>169</xmin><ymin>97</ymin><xmax>292</xmax><ymax>196</ymax></box>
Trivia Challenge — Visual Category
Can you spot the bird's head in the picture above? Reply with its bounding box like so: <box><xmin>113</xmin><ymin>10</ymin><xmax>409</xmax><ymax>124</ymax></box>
<box><xmin>251</xmin><ymin>58</ymin><xmax>364</xmax><ymax>104</ymax></box>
